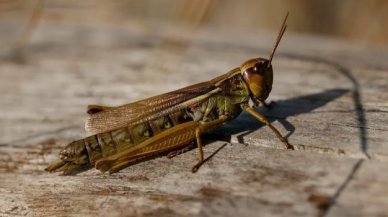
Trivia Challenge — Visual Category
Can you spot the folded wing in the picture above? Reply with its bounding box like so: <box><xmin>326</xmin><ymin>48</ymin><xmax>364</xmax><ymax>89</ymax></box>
<box><xmin>85</xmin><ymin>82</ymin><xmax>219</xmax><ymax>134</ymax></box>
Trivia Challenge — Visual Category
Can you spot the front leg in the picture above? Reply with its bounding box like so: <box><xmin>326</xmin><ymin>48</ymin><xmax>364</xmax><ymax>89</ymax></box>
<box><xmin>252</xmin><ymin>100</ymin><xmax>275</xmax><ymax>109</ymax></box>
<box><xmin>243</xmin><ymin>105</ymin><xmax>294</xmax><ymax>150</ymax></box>
<box><xmin>259</xmin><ymin>100</ymin><xmax>276</xmax><ymax>109</ymax></box>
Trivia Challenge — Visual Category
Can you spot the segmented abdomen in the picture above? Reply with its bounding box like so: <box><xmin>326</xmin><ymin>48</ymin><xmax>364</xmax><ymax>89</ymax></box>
<box><xmin>76</xmin><ymin>109</ymin><xmax>193</xmax><ymax>164</ymax></box>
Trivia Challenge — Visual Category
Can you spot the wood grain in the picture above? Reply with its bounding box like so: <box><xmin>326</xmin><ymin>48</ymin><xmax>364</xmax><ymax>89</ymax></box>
<box><xmin>0</xmin><ymin>22</ymin><xmax>388</xmax><ymax>217</ymax></box>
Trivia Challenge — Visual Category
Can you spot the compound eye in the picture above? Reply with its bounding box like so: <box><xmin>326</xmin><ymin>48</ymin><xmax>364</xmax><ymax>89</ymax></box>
<box><xmin>253</xmin><ymin>62</ymin><xmax>264</xmax><ymax>75</ymax></box>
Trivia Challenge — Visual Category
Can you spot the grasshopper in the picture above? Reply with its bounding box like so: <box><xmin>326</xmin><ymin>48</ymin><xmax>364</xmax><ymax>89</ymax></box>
<box><xmin>46</xmin><ymin>13</ymin><xmax>293</xmax><ymax>174</ymax></box>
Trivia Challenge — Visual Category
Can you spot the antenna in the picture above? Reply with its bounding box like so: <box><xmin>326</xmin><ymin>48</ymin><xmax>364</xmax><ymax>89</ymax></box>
<box><xmin>268</xmin><ymin>12</ymin><xmax>288</xmax><ymax>68</ymax></box>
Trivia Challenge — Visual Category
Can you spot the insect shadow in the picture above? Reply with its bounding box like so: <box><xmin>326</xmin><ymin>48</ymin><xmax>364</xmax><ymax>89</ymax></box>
<box><xmin>73</xmin><ymin>88</ymin><xmax>348</xmax><ymax>175</ymax></box>
<box><xmin>209</xmin><ymin>88</ymin><xmax>350</xmax><ymax>145</ymax></box>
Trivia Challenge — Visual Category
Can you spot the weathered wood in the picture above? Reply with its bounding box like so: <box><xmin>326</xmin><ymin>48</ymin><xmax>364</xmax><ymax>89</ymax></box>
<box><xmin>0</xmin><ymin>23</ymin><xmax>388</xmax><ymax>217</ymax></box>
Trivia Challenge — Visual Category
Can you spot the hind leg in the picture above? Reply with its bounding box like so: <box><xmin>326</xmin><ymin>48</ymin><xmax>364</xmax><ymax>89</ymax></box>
<box><xmin>166</xmin><ymin>143</ymin><xmax>195</xmax><ymax>159</ymax></box>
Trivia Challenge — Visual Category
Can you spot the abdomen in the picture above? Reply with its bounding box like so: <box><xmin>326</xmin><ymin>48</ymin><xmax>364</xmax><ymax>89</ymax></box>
<box><xmin>80</xmin><ymin>109</ymin><xmax>194</xmax><ymax>165</ymax></box>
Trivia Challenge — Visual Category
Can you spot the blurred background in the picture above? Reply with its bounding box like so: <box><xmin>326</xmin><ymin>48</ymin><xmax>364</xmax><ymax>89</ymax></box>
<box><xmin>1</xmin><ymin>0</ymin><xmax>387</xmax><ymax>110</ymax></box>
<box><xmin>1</xmin><ymin>0</ymin><xmax>387</xmax><ymax>46</ymax></box>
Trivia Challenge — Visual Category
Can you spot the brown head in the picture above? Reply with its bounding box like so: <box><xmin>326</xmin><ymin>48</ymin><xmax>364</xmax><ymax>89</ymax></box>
<box><xmin>240</xmin><ymin>13</ymin><xmax>288</xmax><ymax>106</ymax></box>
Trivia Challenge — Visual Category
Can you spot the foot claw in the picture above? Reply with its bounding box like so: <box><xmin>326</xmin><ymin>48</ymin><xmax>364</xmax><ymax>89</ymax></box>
<box><xmin>191</xmin><ymin>163</ymin><xmax>203</xmax><ymax>173</ymax></box>
<box><xmin>286</xmin><ymin>143</ymin><xmax>294</xmax><ymax>150</ymax></box>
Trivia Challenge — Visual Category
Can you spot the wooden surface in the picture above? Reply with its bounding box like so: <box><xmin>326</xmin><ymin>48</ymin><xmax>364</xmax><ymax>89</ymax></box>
<box><xmin>1</xmin><ymin>22</ymin><xmax>388</xmax><ymax>217</ymax></box>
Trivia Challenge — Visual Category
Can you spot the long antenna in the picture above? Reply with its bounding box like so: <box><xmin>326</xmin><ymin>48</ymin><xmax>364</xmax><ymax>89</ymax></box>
<box><xmin>268</xmin><ymin>12</ymin><xmax>288</xmax><ymax>68</ymax></box>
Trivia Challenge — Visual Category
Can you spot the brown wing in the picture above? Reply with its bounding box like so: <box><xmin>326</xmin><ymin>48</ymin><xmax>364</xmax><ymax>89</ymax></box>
<box><xmin>85</xmin><ymin>82</ymin><xmax>219</xmax><ymax>134</ymax></box>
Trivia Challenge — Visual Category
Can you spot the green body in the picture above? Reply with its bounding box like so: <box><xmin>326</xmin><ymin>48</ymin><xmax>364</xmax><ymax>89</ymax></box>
<box><xmin>46</xmin><ymin>13</ymin><xmax>292</xmax><ymax>173</ymax></box>
<box><xmin>48</xmin><ymin>70</ymin><xmax>252</xmax><ymax>172</ymax></box>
